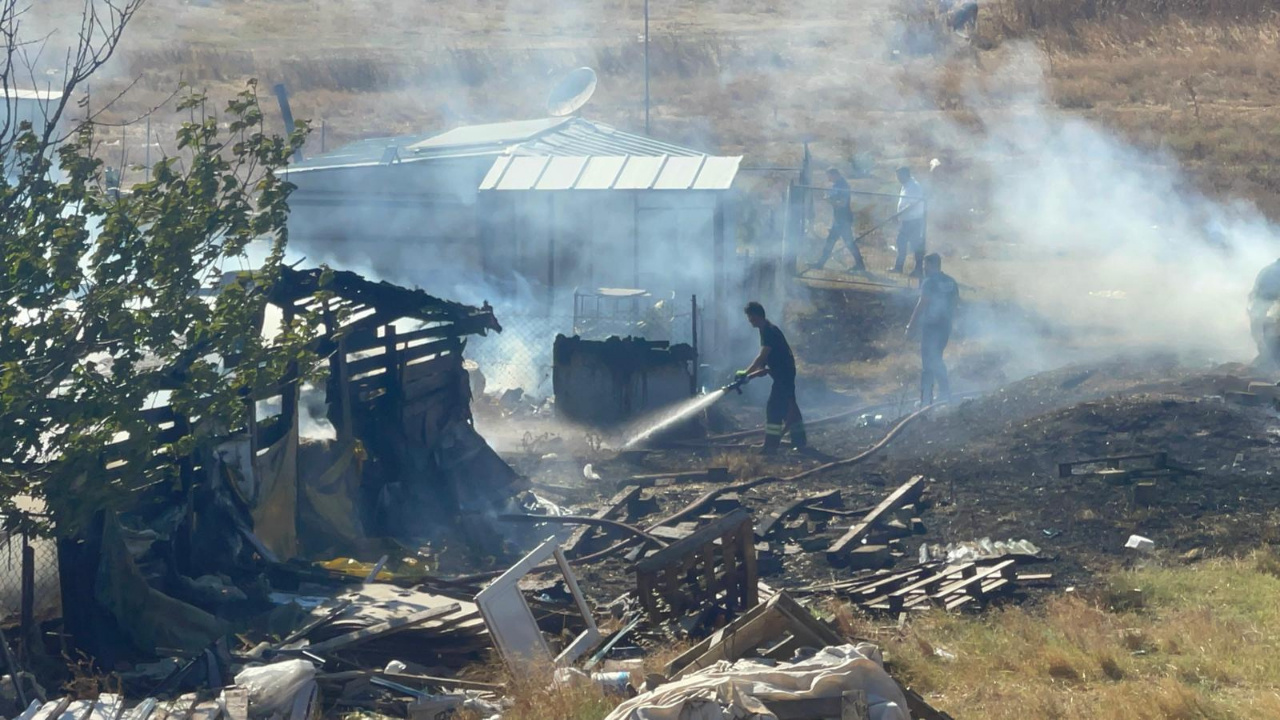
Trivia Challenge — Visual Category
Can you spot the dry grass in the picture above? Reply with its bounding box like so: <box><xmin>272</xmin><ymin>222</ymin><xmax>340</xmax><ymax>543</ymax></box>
<box><xmin>830</xmin><ymin>549</ymin><xmax>1280</xmax><ymax>719</ymax></box>
<box><xmin>995</xmin><ymin>0</ymin><xmax>1278</xmax><ymax>35</ymax></box>
<box><xmin>455</xmin><ymin>553</ymin><xmax>1280</xmax><ymax>719</ymax></box>
<box><xmin>711</xmin><ymin>451</ymin><xmax>768</xmax><ymax>480</ymax></box>
<box><xmin>452</xmin><ymin>641</ymin><xmax>693</xmax><ymax>720</ymax></box>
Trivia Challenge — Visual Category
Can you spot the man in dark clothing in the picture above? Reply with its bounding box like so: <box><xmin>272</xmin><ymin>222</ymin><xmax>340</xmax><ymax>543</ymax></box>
<box><xmin>741</xmin><ymin>302</ymin><xmax>807</xmax><ymax>454</ymax></box>
<box><xmin>812</xmin><ymin>168</ymin><xmax>866</xmax><ymax>272</ymax></box>
<box><xmin>891</xmin><ymin>166</ymin><xmax>927</xmax><ymax>277</ymax></box>
<box><xmin>906</xmin><ymin>254</ymin><xmax>959</xmax><ymax>405</ymax></box>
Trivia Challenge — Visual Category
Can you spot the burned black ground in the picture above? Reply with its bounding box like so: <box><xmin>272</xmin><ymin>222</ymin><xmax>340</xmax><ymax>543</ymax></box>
<box><xmin>515</xmin><ymin>354</ymin><xmax>1280</xmax><ymax>611</ymax></box>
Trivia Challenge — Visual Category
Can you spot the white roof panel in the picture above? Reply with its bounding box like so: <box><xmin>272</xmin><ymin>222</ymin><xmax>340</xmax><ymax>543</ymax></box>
<box><xmin>477</xmin><ymin>154</ymin><xmax>739</xmax><ymax>192</ymax></box>
<box><xmin>3</xmin><ymin>88</ymin><xmax>63</xmax><ymax>102</ymax></box>
<box><xmin>496</xmin><ymin>156</ymin><xmax>551</xmax><ymax>190</ymax></box>
<box><xmin>478</xmin><ymin>155</ymin><xmax>512</xmax><ymax>191</ymax></box>
<box><xmin>614</xmin><ymin>156</ymin><xmax>667</xmax><ymax>190</ymax></box>
<box><xmin>653</xmin><ymin>156</ymin><xmax>706</xmax><ymax>190</ymax></box>
<box><xmin>692</xmin><ymin>156</ymin><xmax>742</xmax><ymax>190</ymax></box>
<box><xmin>575</xmin><ymin>156</ymin><xmax>627</xmax><ymax>189</ymax></box>
<box><xmin>535</xmin><ymin>156</ymin><xmax>588</xmax><ymax>190</ymax></box>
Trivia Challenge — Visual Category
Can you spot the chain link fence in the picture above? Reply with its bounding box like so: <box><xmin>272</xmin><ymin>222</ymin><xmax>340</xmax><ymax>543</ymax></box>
<box><xmin>0</xmin><ymin>529</ymin><xmax>61</xmax><ymax>631</ymax></box>
<box><xmin>467</xmin><ymin>315</ymin><xmax>573</xmax><ymax>397</ymax></box>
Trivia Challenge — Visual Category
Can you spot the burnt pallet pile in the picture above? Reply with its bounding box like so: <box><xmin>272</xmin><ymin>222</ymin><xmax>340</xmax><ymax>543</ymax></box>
<box><xmin>795</xmin><ymin>556</ymin><xmax>1052</xmax><ymax>614</ymax></box>
<box><xmin>1058</xmin><ymin>451</ymin><xmax>1196</xmax><ymax>507</ymax></box>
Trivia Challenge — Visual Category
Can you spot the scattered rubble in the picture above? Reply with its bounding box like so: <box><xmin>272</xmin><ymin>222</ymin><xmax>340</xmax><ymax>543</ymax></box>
<box><xmin>17</xmin><ymin>254</ymin><xmax>1280</xmax><ymax>720</ymax></box>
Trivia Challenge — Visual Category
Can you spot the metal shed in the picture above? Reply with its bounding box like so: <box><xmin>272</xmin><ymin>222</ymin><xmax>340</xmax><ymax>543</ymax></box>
<box><xmin>285</xmin><ymin>117</ymin><xmax>742</xmax><ymax>357</ymax></box>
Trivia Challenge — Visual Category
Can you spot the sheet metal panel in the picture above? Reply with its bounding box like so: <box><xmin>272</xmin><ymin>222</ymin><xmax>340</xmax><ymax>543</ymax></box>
<box><xmin>575</xmin><ymin>156</ymin><xmax>627</xmax><ymax>189</ymax></box>
<box><xmin>653</xmin><ymin>156</ymin><xmax>706</xmax><ymax>190</ymax></box>
<box><xmin>478</xmin><ymin>155</ymin><xmax>512</xmax><ymax>191</ymax></box>
<box><xmin>409</xmin><ymin>117</ymin><xmax>569</xmax><ymax>151</ymax></box>
<box><xmin>496</xmin><ymin>156</ymin><xmax>551</xmax><ymax>191</ymax></box>
<box><xmin>613</xmin><ymin>156</ymin><xmax>667</xmax><ymax>190</ymax></box>
<box><xmin>691</xmin><ymin>155</ymin><xmax>742</xmax><ymax>190</ymax></box>
<box><xmin>535</xmin><ymin>156</ymin><xmax>589</xmax><ymax>190</ymax></box>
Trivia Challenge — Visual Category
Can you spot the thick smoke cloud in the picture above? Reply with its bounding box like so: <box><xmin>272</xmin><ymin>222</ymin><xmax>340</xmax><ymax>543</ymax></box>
<box><xmin>954</xmin><ymin>48</ymin><xmax>1274</xmax><ymax>365</ymax></box>
<box><xmin>29</xmin><ymin>1</ymin><xmax>1280</xmax><ymax>376</ymax></box>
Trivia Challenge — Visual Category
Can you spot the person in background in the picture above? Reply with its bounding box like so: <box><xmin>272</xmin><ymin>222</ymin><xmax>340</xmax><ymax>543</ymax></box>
<box><xmin>891</xmin><ymin>166</ymin><xmax>927</xmax><ymax>277</ymax></box>
<box><xmin>739</xmin><ymin>302</ymin><xmax>807</xmax><ymax>455</ymax></box>
<box><xmin>812</xmin><ymin>167</ymin><xmax>866</xmax><ymax>272</ymax></box>
<box><xmin>1249</xmin><ymin>258</ymin><xmax>1280</xmax><ymax>368</ymax></box>
<box><xmin>906</xmin><ymin>254</ymin><xmax>959</xmax><ymax>405</ymax></box>
<box><xmin>939</xmin><ymin>0</ymin><xmax>979</xmax><ymax>37</ymax></box>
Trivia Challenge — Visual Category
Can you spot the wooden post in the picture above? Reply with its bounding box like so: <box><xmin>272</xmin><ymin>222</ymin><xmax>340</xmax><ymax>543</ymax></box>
<box><xmin>383</xmin><ymin>324</ymin><xmax>400</xmax><ymax>413</ymax></box>
<box><xmin>740</xmin><ymin>523</ymin><xmax>759</xmax><ymax>609</ymax></box>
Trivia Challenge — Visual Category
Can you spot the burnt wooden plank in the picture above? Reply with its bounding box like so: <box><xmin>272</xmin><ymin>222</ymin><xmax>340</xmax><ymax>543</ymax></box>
<box><xmin>565</xmin><ymin>486</ymin><xmax>644</xmax><ymax>558</ymax></box>
<box><xmin>304</xmin><ymin>604</ymin><xmax>460</xmax><ymax>654</ymax></box>
<box><xmin>635</xmin><ymin>509</ymin><xmax>752</xmax><ymax>574</ymax></box>
<box><xmin>931</xmin><ymin>559</ymin><xmax>1017</xmax><ymax>600</ymax></box>
<box><xmin>756</xmin><ymin>489</ymin><xmax>841</xmax><ymax>540</ymax></box>
<box><xmin>827</xmin><ymin>476</ymin><xmax>925</xmax><ymax>562</ymax></box>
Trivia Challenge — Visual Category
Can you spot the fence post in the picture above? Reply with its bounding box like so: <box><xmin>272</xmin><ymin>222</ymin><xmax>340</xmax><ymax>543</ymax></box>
<box><xmin>690</xmin><ymin>294</ymin><xmax>699</xmax><ymax>396</ymax></box>
<box><xmin>19</xmin><ymin>533</ymin><xmax>33</xmax><ymax>662</ymax></box>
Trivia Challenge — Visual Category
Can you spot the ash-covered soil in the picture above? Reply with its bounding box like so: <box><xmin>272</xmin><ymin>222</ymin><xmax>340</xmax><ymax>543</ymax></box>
<box><xmin>512</xmin><ymin>356</ymin><xmax>1280</xmax><ymax>607</ymax></box>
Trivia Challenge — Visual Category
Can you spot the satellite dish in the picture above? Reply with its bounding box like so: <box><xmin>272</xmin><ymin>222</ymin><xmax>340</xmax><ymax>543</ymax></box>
<box><xmin>547</xmin><ymin>67</ymin><xmax>598</xmax><ymax>117</ymax></box>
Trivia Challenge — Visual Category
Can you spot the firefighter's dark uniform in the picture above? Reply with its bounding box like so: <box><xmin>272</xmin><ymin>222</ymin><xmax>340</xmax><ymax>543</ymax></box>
<box><xmin>759</xmin><ymin>321</ymin><xmax>807</xmax><ymax>452</ymax></box>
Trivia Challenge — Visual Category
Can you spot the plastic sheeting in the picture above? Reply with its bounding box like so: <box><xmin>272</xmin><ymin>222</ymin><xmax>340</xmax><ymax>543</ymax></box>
<box><xmin>95</xmin><ymin>515</ymin><xmax>227</xmax><ymax>655</ymax></box>
<box><xmin>918</xmin><ymin>537</ymin><xmax>1041</xmax><ymax>564</ymax></box>
<box><xmin>603</xmin><ymin>644</ymin><xmax>911</xmax><ymax>720</ymax></box>
<box><xmin>251</xmin><ymin>425</ymin><xmax>299</xmax><ymax>559</ymax></box>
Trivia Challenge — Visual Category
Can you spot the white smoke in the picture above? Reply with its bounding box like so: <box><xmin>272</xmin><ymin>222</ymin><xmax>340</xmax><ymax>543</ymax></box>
<box><xmin>954</xmin><ymin>46</ymin><xmax>1274</xmax><ymax>364</ymax></box>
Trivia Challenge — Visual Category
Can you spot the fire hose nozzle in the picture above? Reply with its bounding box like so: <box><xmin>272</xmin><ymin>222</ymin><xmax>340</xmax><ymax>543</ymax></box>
<box><xmin>723</xmin><ymin>374</ymin><xmax>750</xmax><ymax>394</ymax></box>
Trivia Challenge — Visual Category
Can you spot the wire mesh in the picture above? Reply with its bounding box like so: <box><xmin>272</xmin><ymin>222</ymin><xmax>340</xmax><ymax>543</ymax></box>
<box><xmin>0</xmin><ymin>531</ymin><xmax>61</xmax><ymax>627</ymax></box>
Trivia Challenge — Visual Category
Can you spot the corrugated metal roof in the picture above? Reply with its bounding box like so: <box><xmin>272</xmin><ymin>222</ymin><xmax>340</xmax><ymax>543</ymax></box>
<box><xmin>409</xmin><ymin>117</ymin><xmax>570</xmax><ymax>151</ymax></box>
<box><xmin>289</xmin><ymin>116</ymin><xmax>741</xmax><ymax>190</ymax></box>
<box><xmin>520</xmin><ymin>120</ymin><xmax>701</xmax><ymax>158</ymax></box>
<box><xmin>288</xmin><ymin>133</ymin><xmax>437</xmax><ymax>171</ymax></box>
<box><xmin>291</xmin><ymin>117</ymin><xmax>711</xmax><ymax>172</ymax></box>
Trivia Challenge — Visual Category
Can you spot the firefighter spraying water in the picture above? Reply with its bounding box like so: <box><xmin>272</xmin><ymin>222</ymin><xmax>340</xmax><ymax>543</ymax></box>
<box><xmin>621</xmin><ymin>302</ymin><xmax>810</xmax><ymax>453</ymax></box>
<box><xmin>618</xmin><ymin>369</ymin><xmax>753</xmax><ymax>450</ymax></box>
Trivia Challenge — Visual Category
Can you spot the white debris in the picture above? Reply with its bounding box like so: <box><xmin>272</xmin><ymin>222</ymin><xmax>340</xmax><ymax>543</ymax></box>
<box><xmin>1125</xmin><ymin>534</ymin><xmax>1155</xmax><ymax>552</ymax></box>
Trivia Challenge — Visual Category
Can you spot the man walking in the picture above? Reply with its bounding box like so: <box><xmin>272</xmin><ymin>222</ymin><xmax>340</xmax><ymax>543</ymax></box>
<box><xmin>891</xmin><ymin>166</ymin><xmax>927</xmax><ymax>277</ymax></box>
<box><xmin>740</xmin><ymin>302</ymin><xmax>807</xmax><ymax>454</ymax></box>
<box><xmin>906</xmin><ymin>254</ymin><xmax>959</xmax><ymax>405</ymax></box>
<box><xmin>812</xmin><ymin>168</ymin><xmax>866</xmax><ymax>272</ymax></box>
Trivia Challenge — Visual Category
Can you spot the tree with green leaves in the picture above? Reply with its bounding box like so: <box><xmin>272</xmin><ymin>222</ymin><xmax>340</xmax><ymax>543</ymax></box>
<box><xmin>0</xmin><ymin>0</ymin><xmax>318</xmax><ymax>536</ymax></box>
